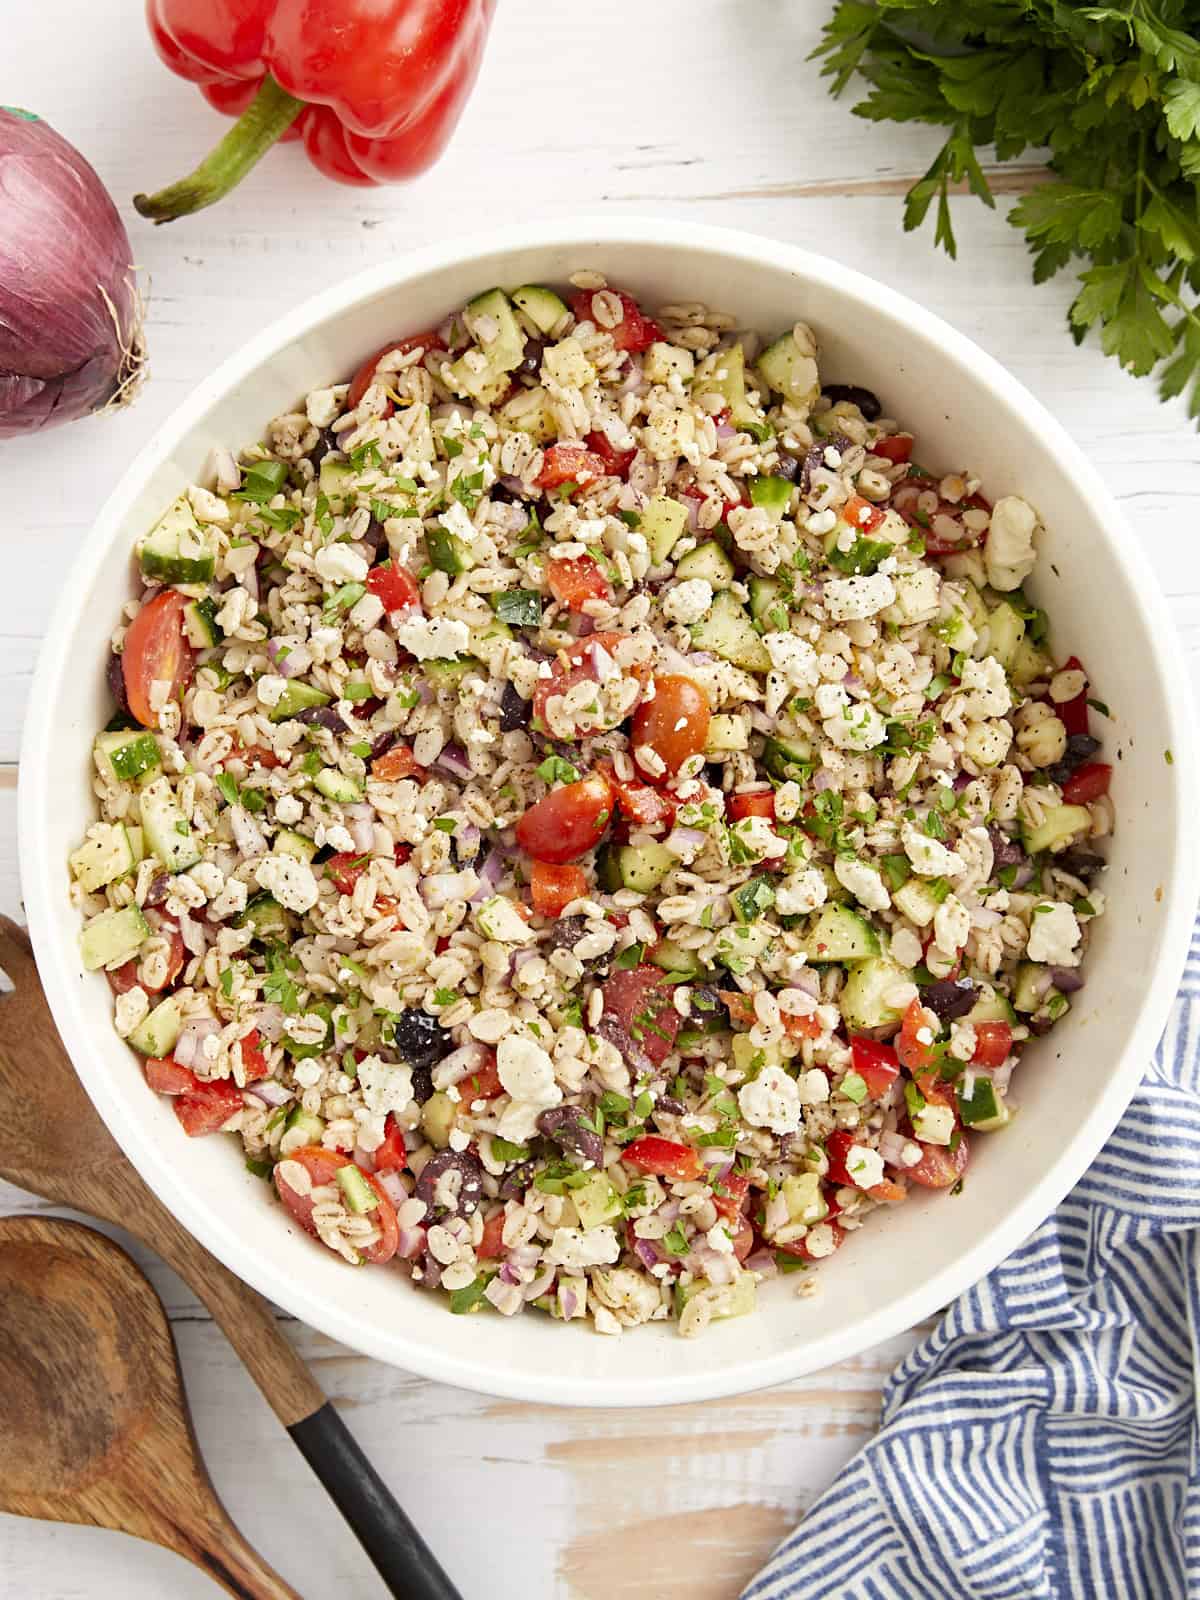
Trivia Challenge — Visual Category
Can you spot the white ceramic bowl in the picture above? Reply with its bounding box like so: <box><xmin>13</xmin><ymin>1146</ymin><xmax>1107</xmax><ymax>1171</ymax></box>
<box><xmin>21</xmin><ymin>218</ymin><xmax>1199</xmax><ymax>1406</ymax></box>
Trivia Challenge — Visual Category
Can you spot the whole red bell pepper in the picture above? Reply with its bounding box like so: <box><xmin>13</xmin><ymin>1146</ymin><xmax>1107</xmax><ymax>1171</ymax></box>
<box><xmin>136</xmin><ymin>0</ymin><xmax>496</xmax><ymax>223</ymax></box>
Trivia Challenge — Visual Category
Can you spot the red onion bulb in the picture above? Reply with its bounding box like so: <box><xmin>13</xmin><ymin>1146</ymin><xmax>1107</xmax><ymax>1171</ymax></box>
<box><xmin>0</xmin><ymin>108</ymin><xmax>145</xmax><ymax>437</ymax></box>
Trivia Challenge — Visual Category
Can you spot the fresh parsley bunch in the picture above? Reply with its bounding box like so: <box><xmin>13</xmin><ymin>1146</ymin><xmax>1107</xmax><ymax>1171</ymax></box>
<box><xmin>813</xmin><ymin>1</ymin><xmax>1200</xmax><ymax>419</ymax></box>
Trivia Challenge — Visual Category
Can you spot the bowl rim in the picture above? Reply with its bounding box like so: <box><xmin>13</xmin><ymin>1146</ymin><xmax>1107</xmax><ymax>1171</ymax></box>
<box><xmin>20</xmin><ymin>214</ymin><xmax>1200</xmax><ymax>1405</ymax></box>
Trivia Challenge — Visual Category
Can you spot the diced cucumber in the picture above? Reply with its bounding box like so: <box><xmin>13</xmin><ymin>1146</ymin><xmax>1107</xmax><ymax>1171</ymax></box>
<box><xmin>642</xmin><ymin>495</ymin><xmax>689</xmax><ymax>566</ymax></box>
<box><xmin>732</xmin><ymin>1032</ymin><xmax>783</xmax><ymax>1075</ymax></box>
<box><xmin>958</xmin><ymin>1075</ymin><xmax>1009</xmax><ymax>1129</ymax></box>
<box><xmin>1023</xmin><ymin>803</ymin><xmax>1092</xmax><ymax>856</ymax></box>
<box><xmin>126</xmin><ymin>825</ymin><xmax>146</xmax><ymax>865</ymax></box>
<box><xmin>892</xmin><ymin>878</ymin><xmax>943</xmax><ymax>929</ymax></box>
<box><xmin>183</xmin><ymin>597</ymin><xmax>222</xmax><ymax>649</ymax></box>
<box><xmin>691</xmin><ymin>590</ymin><xmax>770</xmax><ymax>672</ymax></box>
<box><xmin>762</xmin><ymin>735</ymin><xmax>812</xmax><ymax>782</ymax></box>
<box><xmin>986</xmin><ymin>602</ymin><xmax>1026</xmax><ymax>671</ymax></box>
<box><xmin>269</xmin><ymin>681</ymin><xmax>333</xmax><ymax>723</ymax></box>
<box><xmin>426</xmin><ymin>525</ymin><xmax>476</xmax><ymax>575</ymax></box>
<box><xmin>840</xmin><ymin>956</ymin><xmax>912</xmax><ymax>1032</ymax></box>
<box><xmin>595</xmin><ymin>846</ymin><xmax>623</xmax><ymax>895</ymax></box>
<box><xmin>318</xmin><ymin>458</ymin><xmax>356</xmax><ymax>511</ymax></box>
<box><xmin>714</xmin><ymin>921</ymin><xmax>773</xmax><ymax>973</ymax></box>
<box><xmin>336</xmin><ymin>1164</ymin><xmax>380</xmax><ymax>1214</ymax></box>
<box><xmin>674</xmin><ymin>1273</ymin><xmax>756</xmax><ymax>1322</ymax></box>
<box><xmin>424</xmin><ymin>656</ymin><xmax>480</xmax><ymax>688</ymax></box>
<box><xmin>643</xmin><ymin>341</ymin><xmax>695</xmax><ymax>385</ymax></box>
<box><xmin>803</xmin><ymin>904</ymin><xmax>881</xmax><ymax>962</ymax></box>
<box><xmin>139</xmin><ymin>777</ymin><xmax>200</xmax><ymax>873</ymax></box>
<box><xmin>704</xmin><ymin>713</ymin><xmax>749</xmax><ymax>753</ymax></box>
<box><xmin>79</xmin><ymin>904</ymin><xmax>149</xmax><ymax>971</ymax></box>
<box><xmin>1013</xmin><ymin>962</ymin><xmax>1054</xmax><ymax>1015</ymax></box>
<box><xmin>449</xmin><ymin>289</ymin><xmax>526</xmax><ymax>402</ymax></box>
<box><xmin>1011</xmin><ymin>635</ymin><xmax>1054</xmax><ymax>687</ymax></box>
<box><xmin>421</xmin><ymin>1090</ymin><xmax>458</xmax><ymax>1148</ymax></box>
<box><xmin>234</xmin><ymin>893</ymin><xmax>294</xmax><ymax>941</ymax></box>
<box><xmin>95</xmin><ymin>729</ymin><xmax>161</xmax><ymax>787</ymax></box>
<box><xmin>733</xmin><ymin>875</ymin><xmax>777</xmax><ymax>924</ymax></box>
<box><xmin>748</xmin><ymin>575</ymin><xmax>784</xmax><ymax>625</ymax></box>
<box><xmin>648</xmin><ymin>938</ymin><xmax>705</xmax><ymax>980</ymax></box>
<box><xmin>749</xmin><ymin>475</ymin><xmax>793</xmax><ymax>524</ymax></box>
<box><xmin>693</xmin><ymin>344</ymin><xmax>767</xmax><ymax>435</ymax></box>
<box><xmin>491</xmin><ymin>589</ymin><xmax>542</xmax><ymax>627</ymax></box>
<box><xmin>756</xmin><ymin>331</ymin><xmax>819</xmax><ymax>409</ymax></box>
<box><xmin>511</xmin><ymin>284</ymin><xmax>569</xmax><ymax>334</ymax></box>
<box><xmin>782</xmin><ymin>1171</ymin><xmax>828</xmax><ymax>1225</ymax></box>
<box><xmin>675</xmin><ymin>540</ymin><xmax>735</xmax><ymax>587</ymax></box>
<box><xmin>275</xmin><ymin>829</ymin><xmax>318</xmax><ymax>863</ymax></box>
<box><xmin>138</xmin><ymin>495</ymin><xmax>218</xmax><ymax>584</ymax></box>
<box><xmin>279</xmin><ymin>1106</ymin><xmax>325</xmax><ymax>1156</ymax></box>
<box><xmin>616</xmin><ymin>842</ymin><xmax>675</xmax><ymax>894</ymax></box>
<box><xmin>70</xmin><ymin>824</ymin><xmax>135</xmax><ymax>893</ymax></box>
<box><xmin>314</xmin><ymin>767</ymin><xmax>363</xmax><ymax>803</ymax></box>
<box><xmin>127</xmin><ymin>994</ymin><xmax>184</xmax><ymax>1057</ymax></box>
<box><xmin>966</xmin><ymin>987</ymin><xmax>1016</xmax><ymax>1025</ymax></box>
<box><xmin>573</xmin><ymin>1170</ymin><xmax>622</xmax><ymax>1230</ymax></box>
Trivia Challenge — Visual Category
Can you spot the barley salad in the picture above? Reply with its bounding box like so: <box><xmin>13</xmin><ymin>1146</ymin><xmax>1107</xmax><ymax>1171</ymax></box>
<box><xmin>71</xmin><ymin>274</ymin><xmax>1114</xmax><ymax>1338</ymax></box>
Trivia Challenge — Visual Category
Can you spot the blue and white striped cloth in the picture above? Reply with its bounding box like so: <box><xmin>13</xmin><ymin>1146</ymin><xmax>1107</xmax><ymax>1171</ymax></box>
<box><xmin>746</xmin><ymin>919</ymin><xmax>1200</xmax><ymax>1600</ymax></box>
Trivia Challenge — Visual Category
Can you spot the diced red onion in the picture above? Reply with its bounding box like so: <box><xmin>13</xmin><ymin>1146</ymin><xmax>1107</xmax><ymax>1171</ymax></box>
<box><xmin>633</xmin><ymin>1236</ymin><xmax>667</xmax><ymax>1271</ymax></box>
<box><xmin>691</xmin><ymin>1245</ymin><xmax>737</xmax><ymax>1286</ymax></box>
<box><xmin>497</xmin><ymin>1261</ymin><xmax>522</xmax><ymax>1286</ymax></box>
<box><xmin>953</xmin><ymin>770</ymin><xmax>974</xmax><ymax>793</ymax></box>
<box><xmin>432</xmin><ymin>745</ymin><xmax>472</xmax><ymax>781</ymax></box>
<box><xmin>1028</xmin><ymin>967</ymin><xmax>1055</xmax><ymax>1002</ymax></box>
<box><xmin>180</xmin><ymin>738</ymin><xmax>214</xmax><ymax>778</ymax></box>
<box><xmin>173</xmin><ymin>1017</ymin><xmax>221</xmax><ymax>1069</ymax></box>
<box><xmin>792</xmin><ymin>969</ymin><xmax>822</xmax><ymax>1000</ymax></box>
<box><xmin>558</xmin><ymin>1283</ymin><xmax>579</xmax><ymax>1319</ymax></box>
<box><xmin>484</xmin><ymin>1276</ymin><xmax>525</xmax><ymax>1315</ymax></box>
<box><xmin>714</xmin><ymin>420</ymin><xmax>737</xmax><ymax>440</ymax></box>
<box><xmin>506</xmin><ymin>1241</ymin><xmax>541</xmax><ymax>1274</ymax></box>
<box><xmin>1050</xmin><ymin>966</ymin><xmax>1085</xmax><ymax>993</ymax></box>
<box><xmin>245</xmin><ymin>1002</ymin><xmax>285</xmax><ymax>1041</ymax></box>
<box><xmin>763</xmin><ymin>1190</ymin><xmax>790</xmax><ymax>1234</ymax></box>
<box><xmin>268</xmin><ymin>638</ymin><xmax>312</xmax><ymax>680</ymax></box>
<box><xmin>352</xmin><ymin>1144</ymin><xmax>377</xmax><ymax>1173</ymax></box>
<box><xmin>567</xmin><ymin>612</ymin><xmax>596</xmax><ymax>639</ymax></box>
<box><xmin>230</xmin><ymin>803</ymin><xmax>268</xmax><ymax>859</ymax></box>
<box><xmin>457</xmin><ymin>822</ymin><xmax>481</xmax><ymax>855</ymax></box>
<box><xmin>240</xmin><ymin>561</ymin><xmax>259</xmax><ymax>603</ymax></box>
<box><xmin>588</xmin><ymin>641</ymin><xmax>616</xmax><ymax>681</ymax></box>
<box><xmin>432</xmin><ymin>1040</ymin><xmax>488</xmax><ymax>1089</ymax></box>
<box><xmin>657</xmin><ymin>1198</ymin><xmax>681</xmax><ymax>1227</ymax></box>
<box><xmin>396</xmin><ymin>1224</ymin><xmax>426</xmax><ymax>1259</ymax></box>
<box><xmin>812</xmin><ymin>769</ymin><xmax>837</xmax><ymax>793</ymax></box>
<box><xmin>745</xmin><ymin>1250</ymin><xmax>777</xmax><ymax>1279</ymax></box>
<box><xmin>698</xmin><ymin>1147</ymin><xmax>733</xmax><ymax>1171</ymax></box>
<box><xmin>522</xmin><ymin>1266</ymin><xmax>556</xmax><ymax>1302</ymax></box>
<box><xmin>469</xmin><ymin>851</ymin><xmax>507</xmax><ymax>903</ymax></box>
<box><xmin>665</xmin><ymin>826</ymin><xmax>706</xmax><ymax>857</ymax></box>
<box><xmin>618</xmin><ymin>356</ymin><xmax>644</xmax><ymax>395</ymax></box>
<box><xmin>747</xmin><ymin>707</ymin><xmax>776</xmax><ymax>735</ymax></box>
<box><xmin>251</xmin><ymin>1078</ymin><xmax>292</xmax><ymax>1107</ymax></box>
<box><xmin>878</xmin><ymin>1129</ymin><xmax>912</xmax><ymax>1166</ymax></box>
<box><xmin>682</xmin><ymin>495</ymin><xmax>701</xmax><ymax>533</ymax></box>
<box><xmin>992</xmin><ymin>1061</ymin><xmax>1015</xmax><ymax>1096</ymax></box>
<box><xmin>1010</xmin><ymin>863</ymin><xmax>1035</xmax><ymax>889</ymax></box>
<box><xmin>206</xmin><ymin>446</ymin><xmax>240</xmax><ymax>495</ymax></box>
<box><xmin>343</xmin><ymin>803</ymin><xmax>376</xmax><ymax>855</ymax></box>
<box><xmin>371</xmin><ymin>1169</ymin><xmax>406</xmax><ymax>1207</ymax></box>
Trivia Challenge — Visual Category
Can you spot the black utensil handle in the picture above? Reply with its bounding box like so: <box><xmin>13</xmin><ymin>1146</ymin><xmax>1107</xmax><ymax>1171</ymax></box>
<box><xmin>287</xmin><ymin>1402</ymin><xmax>462</xmax><ymax>1600</ymax></box>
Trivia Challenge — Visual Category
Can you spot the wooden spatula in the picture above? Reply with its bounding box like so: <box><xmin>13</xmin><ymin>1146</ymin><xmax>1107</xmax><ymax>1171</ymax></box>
<box><xmin>0</xmin><ymin>915</ymin><xmax>460</xmax><ymax>1600</ymax></box>
<box><xmin>0</xmin><ymin>1213</ymin><xmax>300</xmax><ymax>1599</ymax></box>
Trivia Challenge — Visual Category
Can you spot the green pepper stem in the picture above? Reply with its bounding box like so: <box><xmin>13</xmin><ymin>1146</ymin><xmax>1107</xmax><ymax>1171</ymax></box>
<box><xmin>134</xmin><ymin>76</ymin><xmax>304</xmax><ymax>224</ymax></box>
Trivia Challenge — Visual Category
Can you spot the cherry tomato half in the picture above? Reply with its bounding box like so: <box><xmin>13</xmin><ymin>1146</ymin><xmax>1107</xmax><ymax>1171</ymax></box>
<box><xmin>726</xmin><ymin>791</ymin><xmax>775</xmax><ymax>822</ymax></box>
<box><xmin>144</xmin><ymin>1056</ymin><xmax>198</xmax><ymax>1095</ymax></box>
<box><xmin>623</xmin><ymin>1135</ymin><xmax>702</xmax><ymax>1183</ymax></box>
<box><xmin>535</xmin><ymin>442</ymin><xmax>608</xmax><ymax>493</ymax></box>
<box><xmin>841</xmin><ymin>494</ymin><xmax>886</xmax><ymax>535</ymax></box>
<box><xmin>896</xmin><ymin>998</ymin><xmax>939</xmax><ymax>1074</ymax></box>
<box><xmin>371</xmin><ymin>743</ymin><xmax>425</xmax><ymax>782</ymax></box>
<box><xmin>366</xmin><ymin>561</ymin><xmax>422</xmax><ymax>616</ymax></box>
<box><xmin>1055</xmin><ymin>657</ymin><xmax>1091</xmax><ymax>737</ymax></box>
<box><xmin>849</xmin><ymin>1036</ymin><xmax>901</xmax><ymax>1099</ymax></box>
<box><xmin>546</xmin><ymin>553</ymin><xmax>611</xmax><ymax>612</ymax></box>
<box><xmin>597</xmin><ymin>761</ymin><xmax>678</xmax><ymax>832</ymax></box>
<box><xmin>872</xmin><ymin>435</ymin><xmax>913</xmax><ymax>464</ymax></box>
<box><xmin>601</xmin><ymin>966</ymin><xmax>682</xmax><ymax>1068</ymax></box>
<box><xmin>530</xmin><ymin>860</ymin><xmax>588</xmax><ymax>917</ymax></box>
<box><xmin>346</xmin><ymin>331</ymin><xmax>445</xmax><ymax>411</ymax></box>
<box><xmin>584</xmin><ymin>429</ymin><xmax>636</xmax><ymax>477</ymax></box>
<box><xmin>374</xmin><ymin>1115</ymin><xmax>408</xmax><ymax>1174</ymax></box>
<box><xmin>570</xmin><ymin>287</ymin><xmax>663</xmax><ymax>354</ymax></box>
<box><xmin>274</xmin><ymin>1146</ymin><xmax>399</xmax><ymax>1264</ymax></box>
<box><xmin>476</xmin><ymin>1211</ymin><xmax>507</xmax><ymax>1260</ymax></box>
<box><xmin>122</xmin><ymin>590</ymin><xmax>194</xmax><ymax>729</ymax></box>
<box><xmin>630</xmin><ymin>675</ymin><xmax>711</xmax><ymax>780</ymax></box>
<box><xmin>173</xmin><ymin>1078</ymin><xmax>244</xmax><ymax>1137</ymax></box>
<box><xmin>1061</xmin><ymin>762</ymin><xmax>1111</xmax><ymax>804</ymax></box>
<box><xmin>516</xmin><ymin>771</ymin><xmax>614</xmax><ymax>864</ymax></box>
<box><xmin>971</xmin><ymin>1021</ymin><xmax>1013</xmax><ymax>1069</ymax></box>
<box><xmin>904</xmin><ymin>1133</ymin><xmax>970</xmax><ymax>1190</ymax></box>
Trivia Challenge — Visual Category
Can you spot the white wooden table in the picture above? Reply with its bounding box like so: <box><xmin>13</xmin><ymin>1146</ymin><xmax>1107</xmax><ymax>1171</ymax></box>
<box><xmin>2</xmin><ymin>4</ymin><xmax>1196</xmax><ymax>1595</ymax></box>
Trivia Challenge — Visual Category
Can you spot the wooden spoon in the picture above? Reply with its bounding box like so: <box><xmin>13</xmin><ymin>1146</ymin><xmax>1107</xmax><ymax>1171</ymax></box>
<box><xmin>0</xmin><ymin>1213</ymin><xmax>299</xmax><ymax>1598</ymax></box>
<box><xmin>0</xmin><ymin>916</ymin><xmax>460</xmax><ymax>1600</ymax></box>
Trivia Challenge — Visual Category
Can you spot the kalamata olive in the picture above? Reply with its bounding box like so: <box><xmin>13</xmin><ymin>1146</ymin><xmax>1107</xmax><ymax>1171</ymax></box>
<box><xmin>291</xmin><ymin>705</ymin><xmax>344</xmax><ymax>732</ymax></box>
<box><xmin>310</xmin><ymin>426</ymin><xmax>340</xmax><ymax>468</ymax></box>
<box><xmin>821</xmin><ymin>383</ymin><xmax>882</xmax><ymax>421</ymax></box>
<box><xmin>773</xmin><ymin>453</ymin><xmax>801</xmax><ymax>482</ymax></box>
<box><xmin>415</xmin><ymin>1149</ymin><xmax>484</xmax><ymax>1219</ymax></box>
<box><xmin>489</xmin><ymin>481</ymin><xmax>522</xmax><ymax>505</ymax></box>
<box><xmin>920</xmin><ymin>978</ymin><xmax>976</xmax><ymax>1022</ymax></box>
<box><xmin>499</xmin><ymin>1159</ymin><xmax>537</xmax><ymax>1200</ymax></box>
<box><xmin>390</xmin><ymin>1009</ymin><xmax>451</xmax><ymax>1073</ymax></box>
<box><xmin>370</xmin><ymin>729</ymin><xmax>400</xmax><ymax>763</ymax></box>
<box><xmin>596</xmin><ymin>1011</ymin><xmax>654</xmax><ymax>1078</ymax></box>
<box><xmin>409</xmin><ymin>1065</ymin><xmax>434</xmax><ymax>1105</ymax></box>
<box><xmin>655</xmin><ymin>1096</ymin><xmax>686</xmax><ymax>1117</ymax></box>
<box><xmin>548</xmin><ymin>914</ymin><xmax>589</xmax><ymax>952</ymax></box>
<box><xmin>988</xmin><ymin>824</ymin><xmax>1025</xmax><ymax>870</ymax></box>
<box><xmin>1046</xmin><ymin>733</ymin><xmax>1103</xmax><ymax>786</ymax></box>
<box><xmin>515</xmin><ymin>335</ymin><xmax>547</xmax><ymax>379</ymax></box>
<box><xmin>107</xmin><ymin>650</ymin><xmax>130</xmax><ymax>713</ymax></box>
<box><xmin>537</xmin><ymin>1106</ymin><xmax>604</xmax><ymax>1167</ymax></box>
<box><xmin>799</xmin><ymin>433</ymin><xmax>853</xmax><ymax>496</ymax></box>
<box><xmin>1056</xmin><ymin>847</ymin><xmax>1106</xmax><ymax>884</ymax></box>
<box><xmin>361</xmin><ymin>515</ymin><xmax>385</xmax><ymax>554</ymax></box>
<box><xmin>143</xmin><ymin>872</ymin><xmax>171</xmax><ymax>908</ymax></box>
<box><xmin>499</xmin><ymin>680</ymin><xmax>531</xmax><ymax>732</ymax></box>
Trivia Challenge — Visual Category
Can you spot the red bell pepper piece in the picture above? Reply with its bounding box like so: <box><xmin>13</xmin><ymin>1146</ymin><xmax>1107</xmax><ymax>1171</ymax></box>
<box><xmin>1056</xmin><ymin>656</ymin><xmax>1091</xmax><ymax>737</ymax></box>
<box><xmin>138</xmin><ymin>0</ymin><xmax>497</xmax><ymax>221</ymax></box>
